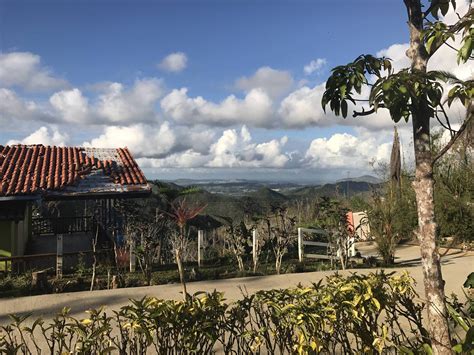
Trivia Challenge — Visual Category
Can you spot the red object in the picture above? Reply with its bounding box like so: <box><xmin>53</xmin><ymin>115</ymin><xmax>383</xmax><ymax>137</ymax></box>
<box><xmin>346</xmin><ymin>211</ymin><xmax>355</xmax><ymax>234</ymax></box>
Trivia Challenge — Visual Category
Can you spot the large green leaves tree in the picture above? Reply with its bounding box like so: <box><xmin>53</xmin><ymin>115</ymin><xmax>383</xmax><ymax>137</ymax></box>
<box><xmin>322</xmin><ymin>1</ymin><xmax>473</xmax><ymax>353</ymax></box>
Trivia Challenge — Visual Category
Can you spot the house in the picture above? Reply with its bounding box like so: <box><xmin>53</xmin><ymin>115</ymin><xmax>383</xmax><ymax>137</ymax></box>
<box><xmin>0</xmin><ymin>144</ymin><xmax>151</xmax><ymax>265</ymax></box>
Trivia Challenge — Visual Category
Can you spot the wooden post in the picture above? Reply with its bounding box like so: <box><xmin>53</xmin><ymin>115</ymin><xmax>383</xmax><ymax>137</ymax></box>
<box><xmin>252</xmin><ymin>230</ymin><xmax>257</xmax><ymax>266</ymax></box>
<box><xmin>56</xmin><ymin>234</ymin><xmax>63</xmax><ymax>279</ymax></box>
<box><xmin>129</xmin><ymin>238</ymin><xmax>136</xmax><ymax>272</ymax></box>
<box><xmin>298</xmin><ymin>228</ymin><xmax>303</xmax><ymax>262</ymax></box>
<box><xmin>197</xmin><ymin>230</ymin><xmax>204</xmax><ymax>267</ymax></box>
<box><xmin>349</xmin><ymin>237</ymin><xmax>356</xmax><ymax>257</ymax></box>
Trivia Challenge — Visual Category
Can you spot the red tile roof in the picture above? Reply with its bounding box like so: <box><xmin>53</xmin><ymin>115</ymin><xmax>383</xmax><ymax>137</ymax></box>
<box><xmin>0</xmin><ymin>145</ymin><xmax>149</xmax><ymax>197</ymax></box>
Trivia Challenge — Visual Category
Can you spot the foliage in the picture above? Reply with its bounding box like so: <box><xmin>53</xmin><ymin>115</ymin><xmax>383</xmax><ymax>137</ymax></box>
<box><xmin>368</xmin><ymin>168</ymin><xmax>418</xmax><ymax>264</ymax></box>
<box><xmin>221</xmin><ymin>217</ymin><xmax>252</xmax><ymax>272</ymax></box>
<box><xmin>2</xmin><ymin>271</ymin><xmax>461</xmax><ymax>354</ymax></box>
<box><xmin>311</xmin><ymin>197</ymin><xmax>353</xmax><ymax>269</ymax></box>
<box><xmin>259</xmin><ymin>206</ymin><xmax>297</xmax><ymax>274</ymax></box>
<box><xmin>432</xmin><ymin>130</ymin><xmax>474</xmax><ymax>244</ymax></box>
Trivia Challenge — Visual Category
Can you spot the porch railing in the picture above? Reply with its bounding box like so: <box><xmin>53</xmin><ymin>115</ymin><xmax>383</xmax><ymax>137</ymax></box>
<box><xmin>32</xmin><ymin>216</ymin><xmax>94</xmax><ymax>235</ymax></box>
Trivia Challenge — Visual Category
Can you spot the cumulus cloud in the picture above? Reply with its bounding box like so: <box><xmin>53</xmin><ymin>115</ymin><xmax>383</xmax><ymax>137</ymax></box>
<box><xmin>95</xmin><ymin>78</ymin><xmax>164</xmax><ymax>122</ymax></box>
<box><xmin>0</xmin><ymin>52</ymin><xmax>68</xmax><ymax>92</ymax></box>
<box><xmin>83</xmin><ymin>122</ymin><xmax>216</xmax><ymax>158</ymax></box>
<box><xmin>0</xmin><ymin>88</ymin><xmax>52</xmax><ymax>125</ymax></box>
<box><xmin>158</xmin><ymin>52</ymin><xmax>188</xmax><ymax>72</ymax></box>
<box><xmin>161</xmin><ymin>87</ymin><xmax>274</xmax><ymax>127</ymax></box>
<box><xmin>49</xmin><ymin>88</ymin><xmax>89</xmax><ymax>123</ymax></box>
<box><xmin>278</xmin><ymin>84</ymin><xmax>329</xmax><ymax>127</ymax></box>
<box><xmin>49</xmin><ymin>78</ymin><xmax>164</xmax><ymax>124</ymax></box>
<box><xmin>303</xmin><ymin>58</ymin><xmax>327</xmax><ymax>75</ymax></box>
<box><xmin>132</xmin><ymin>126</ymin><xmax>290</xmax><ymax>169</ymax></box>
<box><xmin>235</xmin><ymin>67</ymin><xmax>294</xmax><ymax>99</ymax></box>
<box><xmin>304</xmin><ymin>132</ymin><xmax>391</xmax><ymax>170</ymax></box>
<box><xmin>7</xmin><ymin>126</ymin><xmax>69</xmax><ymax>146</ymax></box>
<box><xmin>83</xmin><ymin>122</ymin><xmax>177</xmax><ymax>157</ymax></box>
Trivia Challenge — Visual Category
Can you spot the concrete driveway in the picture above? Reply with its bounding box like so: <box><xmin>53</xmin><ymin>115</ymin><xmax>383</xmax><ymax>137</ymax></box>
<box><xmin>0</xmin><ymin>243</ymin><xmax>472</xmax><ymax>323</ymax></box>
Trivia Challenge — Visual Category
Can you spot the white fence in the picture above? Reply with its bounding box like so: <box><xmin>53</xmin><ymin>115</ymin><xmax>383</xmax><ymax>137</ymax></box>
<box><xmin>297</xmin><ymin>227</ymin><xmax>355</xmax><ymax>262</ymax></box>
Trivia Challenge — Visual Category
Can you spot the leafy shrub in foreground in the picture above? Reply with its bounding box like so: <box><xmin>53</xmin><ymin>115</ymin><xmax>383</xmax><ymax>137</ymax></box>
<box><xmin>0</xmin><ymin>271</ymin><xmax>471</xmax><ymax>354</ymax></box>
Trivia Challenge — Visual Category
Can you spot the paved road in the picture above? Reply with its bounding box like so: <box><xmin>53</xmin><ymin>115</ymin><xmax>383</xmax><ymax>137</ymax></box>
<box><xmin>0</xmin><ymin>243</ymin><xmax>472</xmax><ymax>323</ymax></box>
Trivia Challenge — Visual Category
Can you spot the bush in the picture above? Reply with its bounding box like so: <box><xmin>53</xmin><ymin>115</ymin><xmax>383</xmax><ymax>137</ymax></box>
<box><xmin>1</xmin><ymin>271</ymin><xmax>471</xmax><ymax>353</ymax></box>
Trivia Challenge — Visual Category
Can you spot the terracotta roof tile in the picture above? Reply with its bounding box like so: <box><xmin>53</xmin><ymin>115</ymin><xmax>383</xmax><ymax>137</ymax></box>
<box><xmin>0</xmin><ymin>145</ymin><xmax>149</xmax><ymax>197</ymax></box>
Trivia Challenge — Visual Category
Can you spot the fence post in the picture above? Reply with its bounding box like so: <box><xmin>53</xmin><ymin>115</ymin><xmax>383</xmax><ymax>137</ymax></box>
<box><xmin>349</xmin><ymin>237</ymin><xmax>356</xmax><ymax>257</ymax></box>
<box><xmin>56</xmin><ymin>234</ymin><xmax>63</xmax><ymax>279</ymax></box>
<box><xmin>298</xmin><ymin>228</ymin><xmax>303</xmax><ymax>262</ymax></box>
<box><xmin>252</xmin><ymin>230</ymin><xmax>257</xmax><ymax>267</ymax></box>
<box><xmin>129</xmin><ymin>238</ymin><xmax>136</xmax><ymax>272</ymax></box>
<box><xmin>198</xmin><ymin>230</ymin><xmax>204</xmax><ymax>267</ymax></box>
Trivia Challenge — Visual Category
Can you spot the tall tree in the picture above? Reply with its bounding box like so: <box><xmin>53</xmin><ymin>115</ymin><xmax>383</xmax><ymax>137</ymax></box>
<box><xmin>322</xmin><ymin>1</ymin><xmax>473</xmax><ymax>353</ymax></box>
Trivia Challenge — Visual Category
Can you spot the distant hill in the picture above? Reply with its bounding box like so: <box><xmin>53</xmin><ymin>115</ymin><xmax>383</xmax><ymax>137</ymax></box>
<box><xmin>152</xmin><ymin>179</ymin><xmax>380</xmax><ymax>222</ymax></box>
<box><xmin>286</xmin><ymin>181</ymin><xmax>378</xmax><ymax>199</ymax></box>
<box><xmin>337</xmin><ymin>175</ymin><xmax>381</xmax><ymax>184</ymax></box>
<box><xmin>246</xmin><ymin>187</ymin><xmax>289</xmax><ymax>203</ymax></box>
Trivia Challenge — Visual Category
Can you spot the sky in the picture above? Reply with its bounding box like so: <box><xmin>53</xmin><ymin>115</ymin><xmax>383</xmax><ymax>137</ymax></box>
<box><xmin>0</xmin><ymin>0</ymin><xmax>472</xmax><ymax>182</ymax></box>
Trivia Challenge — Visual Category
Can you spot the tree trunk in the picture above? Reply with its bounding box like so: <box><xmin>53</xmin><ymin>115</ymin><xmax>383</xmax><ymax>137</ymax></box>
<box><xmin>175</xmin><ymin>248</ymin><xmax>187</xmax><ymax>300</ymax></box>
<box><xmin>237</xmin><ymin>255</ymin><xmax>244</xmax><ymax>272</ymax></box>
<box><xmin>275</xmin><ymin>254</ymin><xmax>283</xmax><ymax>274</ymax></box>
<box><xmin>90</xmin><ymin>225</ymin><xmax>99</xmax><ymax>291</ymax></box>
<box><xmin>404</xmin><ymin>1</ymin><xmax>452</xmax><ymax>353</ymax></box>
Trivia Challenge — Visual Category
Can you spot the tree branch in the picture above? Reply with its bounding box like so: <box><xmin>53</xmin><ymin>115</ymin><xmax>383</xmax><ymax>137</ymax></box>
<box><xmin>353</xmin><ymin>108</ymin><xmax>375</xmax><ymax>117</ymax></box>
<box><xmin>438</xmin><ymin>104</ymin><xmax>455</xmax><ymax>138</ymax></box>
<box><xmin>352</xmin><ymin>104</ymin><xmax>385</xmax><ymax>117</ymax></box>
<box><xmin>432</xmin><ymin>114</ymin><xmax>472</xmax><ymax>165</ymax></box>
<box><xmin>444</xmin><ymin>41</ymin><xmax>474</xmax><ymax>59</ymax></box>
<box><xmin>428</xmin><ymin>7</ymin><xmax>474</xmax><ymax>57</ymax></box>
<box><xmin>435</xmin><ymin>111</ymin><xmax>453</xmax><ymax>134</ymax></box>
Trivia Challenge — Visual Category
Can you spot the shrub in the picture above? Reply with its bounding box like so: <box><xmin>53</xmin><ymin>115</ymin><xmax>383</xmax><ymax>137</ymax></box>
<box><xmin>0</xmin><ymin>271</ymin><xmax>471</xmax><ymax>353</ymax></box>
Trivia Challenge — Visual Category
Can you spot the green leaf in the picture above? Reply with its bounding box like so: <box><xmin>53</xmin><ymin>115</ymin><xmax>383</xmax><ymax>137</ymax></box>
<box><xmin>425</xmin><ymin>35</ymin><xmax>436</xmax><ymax>54</ymax></box>
<box><xmin>382</xmin><ymin>80</ymin><xmax>392</xmax><ymax>91</ymax></box>
<box><xmin>462</xmin><ymin>326</ymin><xmax>474</xmax><ymax>352</ymax></box>
<box><xmin>422</xmin><ymin>343</ymin><xmax>434</xmax><ymax>355</ymax></box>
<box><xmin>452</xmin><ymin>344</ymin><xmax>463</xmax><ymax>353</ymax></box>
<box><xmin>463</xmin><ymin>272</ymin><xmax>474</xmax><ymax>288</ymax></box>
<box><xmin>398</xmin><ymin>345</ymin><xmax>415</xmax><ymax>354</ymax></box>
<box><xmin>341</xmin><ymin>100</ymin><xmax>348</xmax><ymax>118</ymax></box>
<box><xmin>447</xmin><ymin>303</ymin><xmax>469</xmax><ymax>331</ymax></box>
<box><xmin>458</xmin><ymin>36</ymin><xmax>472</xmax><ymax>64</ymax></box>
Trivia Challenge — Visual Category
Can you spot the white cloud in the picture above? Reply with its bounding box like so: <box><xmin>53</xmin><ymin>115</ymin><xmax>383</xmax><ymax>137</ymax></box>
<box><xmin>7</xmin><ymin>126</ymin><xmax>69</xmax><ymax>146</ymax></box>
<box><xmin>235</xmin><ymin>66</ymin><xmax>294</xmax><ymax>98</ymax></box>
<box><xmin>0</xmin><ymin>52</ymin><xmax>68</xmax><ymax>92</ymax></box>
<box><xmin>158</xmin><ymin>52</ymin><xmax>188</xmax><ymax>73</ymax></box>
<box><xmin>131</xmin><ymin>126</ymin><xmax>290</xmax><ymax>169</ymax></box>
<box><xmin>83</xmin><ymin>122</ymin><xmax>217</xmax><ymax>158</ymax></box>
<box><xmin>0</xmin><ymin>88</ymin><xmax>52</xmax><ymax>125</ymax></box>
<box><xmin>83</xmin><ymin>122</ymin><xmax>177</xmax><ymax>158</ymax></box>
<box><xmin>49</xmin><ymin>88</ymin><xmax>89</xmax><ymax>123</ymax></box>
<box><xmin>95</xmin><ymin>78</ymin><xmax>164</xmax><ymax>122</ymax></box>
<box><xmin>279</xmin><ymin>84</ymin><xmax>329</xmax><ymax>128</ymax></box>
<box><xmin>161</xmin><ymin>87</ymin><xmax>274</xmax><ymax>127</ymax></box>
<box><xmin>208</xmin><ymin>126</ymin><xmax>289</xmax><ymax>168</ymax></box>
<box><xmin>304</xmin><ymin>133</ymin><xmax>391</xmax><ymax>170</ymax></box>
<box><xmin>138</xmin><ymin>151</ymin><xmax>209</xmax><ymax>169</ymax></box>
<box><xmin>49</xmin><ymin>78</ymin><xmax>164</xmax><ymax>124</ymax></box>
<box><xmin>303</xmin><ymin>58</ymin><xmax>327</xmax><ymax>75</ymax></box>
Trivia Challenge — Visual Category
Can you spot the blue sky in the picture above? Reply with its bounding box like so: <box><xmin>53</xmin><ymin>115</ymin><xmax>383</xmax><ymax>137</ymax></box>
<box><xmin>0</xmin><ymin>0</ymin><xmax>470</xmax><ymax>182</ymax></box>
